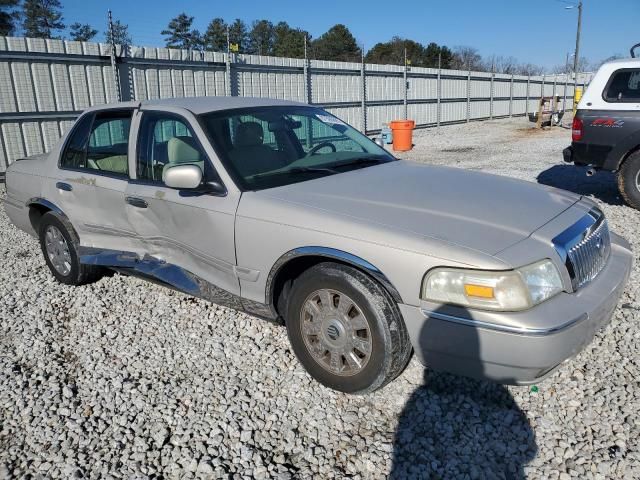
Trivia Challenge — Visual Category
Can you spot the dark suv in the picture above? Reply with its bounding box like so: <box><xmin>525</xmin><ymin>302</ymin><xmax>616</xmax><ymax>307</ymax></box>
<box><xmin>564</xmin><ymin>49</ymin><xmax>640</xmax><ymax>208</ymax></box>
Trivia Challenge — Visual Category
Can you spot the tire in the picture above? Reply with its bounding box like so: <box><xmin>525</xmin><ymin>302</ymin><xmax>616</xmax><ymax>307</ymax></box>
<box><xmin>617</xmin><ymin>150</ymin><xmax>640</xmax><ymax>210</ymax></box>
<box><xmin>38</xmin><ymin>212</ymin><xmax>103</xmax><ymax>285</ymax></box>
<box><xmin>284</xmin><ymin>262</ymin><xmax>412</xmax><ymax>394</ymax></box>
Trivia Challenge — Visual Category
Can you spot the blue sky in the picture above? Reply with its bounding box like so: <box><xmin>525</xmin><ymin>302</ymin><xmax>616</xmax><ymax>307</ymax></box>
<box><xmin>61</xmin><ymin>0</ymin><xmax>638</xmax><ymax>69</ymax></box>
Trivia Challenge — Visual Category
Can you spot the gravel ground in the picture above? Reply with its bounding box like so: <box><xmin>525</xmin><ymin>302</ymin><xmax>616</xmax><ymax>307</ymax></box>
<box><xmin>1</xmin><ymin>116</ymin><xmax>639</xmax><ymax>479</ymax></box>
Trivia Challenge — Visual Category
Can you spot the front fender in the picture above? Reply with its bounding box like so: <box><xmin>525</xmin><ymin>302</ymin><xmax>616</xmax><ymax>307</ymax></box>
<box><xmin>266</xmin><ymin>246</ymin><xmax>404</xmax><ymax>306</ymax></box>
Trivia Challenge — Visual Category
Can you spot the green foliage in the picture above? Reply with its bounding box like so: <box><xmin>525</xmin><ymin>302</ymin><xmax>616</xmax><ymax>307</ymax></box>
<box><xmin>0</xmin><ymin>0</ymin><xmax>20</xmax><ymax>36</ymax></box>
<box><xmin>312</xmin><ymin>24</ymin><xmax>360</xmax><ymax>62</ymax></box>
<box><xmin>22</xmin><ymin>0</ymin><xmax>64</xmax><ymax>39</ymax></box>
<box><xmin>228</xmin><ymin>18</ymin><xmax>248</xmax><ymax>53</ymax></box>
<box><xmin>162</xmin><ymin>13</ymin><xmax>202</xmax><ymax>50</ymax></box>
<box><xmin>105</xmin><ymin>19</ymin><xmax>131</xmax><ymax>46</ymax></box>
<box><xmin>69</xmin><ymin>22</ymin><xmax>97</xmax><ymax>42</ymax></box>
<box><xmin>248</xmin><ymin>19</ymin><xmax>274</xmax><ymax>55</ymax></box>
<box><xmin>273</xmin><ymin>22</ymin><xmax>309</xmax><ymax>59</ymax></box>
<box><xmin>365</xmin><ymin>38</ymin><xmax>453</xmax><ymax>68</ymax></box>
<box><xmin>203</xmin><ymin>18</ymin><xmax>226</xmax><ymax>52</ymax></box>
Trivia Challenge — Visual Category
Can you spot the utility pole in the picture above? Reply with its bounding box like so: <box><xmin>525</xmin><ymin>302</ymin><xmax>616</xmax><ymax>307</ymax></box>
<box><xmin>572</xmin><ymin>1</ymin><xmax>582</xmax><ymax>88</ymax></box>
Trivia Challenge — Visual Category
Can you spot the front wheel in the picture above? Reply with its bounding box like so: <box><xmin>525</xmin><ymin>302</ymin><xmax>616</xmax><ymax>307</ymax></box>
<box><xmin>617</xmin><ymin>150</ymin><xmax>640</xmax><ymax>210</ymax></box>
<box><xmin>284</xmin><ymin>262</ymin><xmax>412</xmax><ymax>394</ymax></box>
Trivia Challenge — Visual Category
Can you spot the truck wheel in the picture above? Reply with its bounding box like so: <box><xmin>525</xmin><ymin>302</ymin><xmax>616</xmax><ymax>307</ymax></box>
<box><xmin>38</xmin><ymin>212</ymin><xmax>103</xmax><ymax>285</ymax></box>
<box><xmin>618</xmin><ymin>150</ymin><xmax>640</xmax><ymax>210</ymax></box>
<box><xmin>284</xmin><ymin>262</ymin><xmax>412</xmax><ymax>394</ymax></box>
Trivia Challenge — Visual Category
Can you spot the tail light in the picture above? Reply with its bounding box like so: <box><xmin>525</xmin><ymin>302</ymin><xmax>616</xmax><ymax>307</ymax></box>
<box><xmin>572</xmin><ymin>117</ymin><xmax>583</xmax><ymax>141</ymax></box>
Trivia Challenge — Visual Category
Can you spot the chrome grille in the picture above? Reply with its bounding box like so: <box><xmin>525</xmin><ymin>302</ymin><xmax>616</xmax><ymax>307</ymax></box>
<box><xmin>552</xmin><ymin>208</ymin><xmax>611</xmax><ymax>291</ymax></box>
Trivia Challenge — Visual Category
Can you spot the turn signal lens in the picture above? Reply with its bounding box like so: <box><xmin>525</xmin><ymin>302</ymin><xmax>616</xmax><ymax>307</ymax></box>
<box><xmin>463</xmin><ymin>284</ymin><xmax>495</xmax><ymax>299</ymax></box>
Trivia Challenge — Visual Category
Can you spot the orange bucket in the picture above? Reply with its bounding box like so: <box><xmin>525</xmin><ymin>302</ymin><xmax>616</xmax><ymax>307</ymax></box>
<box><xmin>389</xmin><ymin>120</ymin><xmax>415</xmax><ymax>151</ymax></box>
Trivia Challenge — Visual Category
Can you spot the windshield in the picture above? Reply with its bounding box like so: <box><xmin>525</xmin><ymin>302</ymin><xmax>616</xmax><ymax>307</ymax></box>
<box><xmin>199</xmin><ymin>106</ymin><xmax>395</xmax><ymax>190</ymax></box>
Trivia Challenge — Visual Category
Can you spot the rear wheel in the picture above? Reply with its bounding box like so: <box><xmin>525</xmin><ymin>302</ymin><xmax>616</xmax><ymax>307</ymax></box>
<box><xmin>38</xmin><ymin>212</ymin><xmax>103</xmax><ymax>285</ymax></box>
<box><xmin>618</xmin><ymin>150</ymin><xmax>640</xmax><ymax>210</ymax></box>
<box><xmin>284</xmin><ymin>262</ymin><xmax>412</xmax><ymax>394</ymax></box>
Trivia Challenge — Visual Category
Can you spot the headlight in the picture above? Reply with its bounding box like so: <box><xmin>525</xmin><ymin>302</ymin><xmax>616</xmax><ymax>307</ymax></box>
<box><xmin>421</xmin><ymin>259</ymin><xmax>563</xmax><ymax>311</ymax></box>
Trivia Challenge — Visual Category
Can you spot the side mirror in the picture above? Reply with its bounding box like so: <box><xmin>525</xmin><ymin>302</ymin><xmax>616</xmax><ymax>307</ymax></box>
<box><xmin>163</xmin><ymin>164</ymin><xmax>202</xmax><ymax>189</ymax></box>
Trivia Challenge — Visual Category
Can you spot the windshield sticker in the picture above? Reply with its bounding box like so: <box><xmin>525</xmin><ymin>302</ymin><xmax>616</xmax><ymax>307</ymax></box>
<box><xmin>316</xmin><ymin>114</ymin><xmax>346</xmax><ymax>126</ymax></box>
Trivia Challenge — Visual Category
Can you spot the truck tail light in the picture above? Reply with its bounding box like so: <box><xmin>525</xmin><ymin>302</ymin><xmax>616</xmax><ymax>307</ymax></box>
<box><xmin>572</xmin><ymin>117</ymin><xmax>583</xmax><ymax>141</ymax></box>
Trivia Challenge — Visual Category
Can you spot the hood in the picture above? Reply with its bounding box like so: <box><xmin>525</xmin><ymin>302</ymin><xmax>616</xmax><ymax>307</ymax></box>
<box><xmin>260</xmin><ymin>161</ymin><xmax>580</xmax><ymax>256</ymax></box>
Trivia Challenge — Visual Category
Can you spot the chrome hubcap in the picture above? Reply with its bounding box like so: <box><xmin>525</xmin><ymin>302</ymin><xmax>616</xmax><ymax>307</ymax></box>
<box><xmin>636</xmin><ymin>170</ymin><xmax>640</xmax><ymax>191</ymax></box>
<box><xmin>300</xmin><ymin>289</ymin><xmax>372</xmax><ymax>376</ymax></box>
<box><xmin>44</xmin><ymin>225</ymin><xmax>71</xmax><ymax>276</ymax></box>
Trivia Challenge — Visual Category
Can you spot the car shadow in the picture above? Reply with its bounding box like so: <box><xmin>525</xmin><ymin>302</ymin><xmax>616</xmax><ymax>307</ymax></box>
<box><xmin>389</xmin><ymin>306</ymin><xmax>537</xmax><ymax>479</ymax></box>
<box><xmin>537</xmin><ymin>164</ymin><xmax>623</xmax><ymax>206</ymax></box>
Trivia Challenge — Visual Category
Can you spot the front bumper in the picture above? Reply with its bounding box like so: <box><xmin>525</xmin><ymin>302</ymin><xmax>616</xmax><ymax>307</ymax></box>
<box><xmin>399</xmin><ymin>233</ymin><xmax>633</xmax><ymax>385</ymax></box>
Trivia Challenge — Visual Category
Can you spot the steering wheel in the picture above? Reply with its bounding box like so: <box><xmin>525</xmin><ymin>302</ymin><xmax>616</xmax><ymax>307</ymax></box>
<box><xmin>307</xmin><ymin>141</ymin><xmax>337</xmax><ymax>156</ymax></box>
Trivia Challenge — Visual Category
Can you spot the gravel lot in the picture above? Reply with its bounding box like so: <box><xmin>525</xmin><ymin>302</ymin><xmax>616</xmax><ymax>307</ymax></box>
<box><xmin>1</xmin><ymin>116</ymin><xmax>639</xmax><ymax>479</ymax></box>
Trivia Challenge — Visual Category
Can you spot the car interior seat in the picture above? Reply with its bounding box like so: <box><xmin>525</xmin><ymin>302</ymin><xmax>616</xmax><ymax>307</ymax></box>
<box><xmin>230</xmin><ymin>121</ymin><xmax>286</xmax><ymax>177</ymax></box>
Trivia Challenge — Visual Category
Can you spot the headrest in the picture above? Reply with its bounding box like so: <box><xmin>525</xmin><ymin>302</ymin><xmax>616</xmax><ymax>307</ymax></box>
<box><xmin>167</xmin><ymin>136</ymin><xmax>201</xmax><ymax>164</ymax></box>
<box><xmin>235</xmin><ymin>122</ymin><xmax>264</xmax><ymax>147</ymax></box>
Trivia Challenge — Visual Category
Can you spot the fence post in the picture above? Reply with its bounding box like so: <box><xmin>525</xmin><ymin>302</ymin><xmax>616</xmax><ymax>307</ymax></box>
<box><xmin>108</xmin><ymin>10</ymin><xmax>122</xmax><ymax>102</ymax></box>
<box><xmin>563</xmin><ymin>73</ymin><xmax>568</xmax><ymax>111</ymax></box>
<box><xmin>360</xmin><ymin>47</ymin><xmax>367</xmax><ymax>133</ymax></box>
<box><xmin>225</xmin><ymin>52</ymin><xmax>232</xmax><ymax>97</ymax></box>
<box><xmin>489</xmin><ymin>72</ymin><xmax>494</xmax><ymax>120</ymax></box>
<box><xmin>436</xmin><ymin>52</ymin><xmax>442</xmax><ymax>128</ymax></box>
<box><xmin>552</xmin><ymin>75</ymin><xmax>557</xmax><ymax>103</ymax></box>
<box><xmin>403</xmin><ymin>47</ymin><xmax>408</xmax><ymax>120</ymax></box>
<box><xmin>509</xmin><ymin>74</ymin><xmax>514</xmax><ymax>117</ymax></box>
<box><xmin>526</xmin><ymin>75</ymin><xmax>530</xmax><ymax>116</ymax></box>
<box><xmin>466</xmin><ymin>66</ymin><xmax>471</xmax><ymax>123</ymax></box>
<box><xmin>303</xmin><ymin>38</ymin><xmax>311</xmax><ymax>105</ymax></box>
<box><xmin>541</xmin><ymin>74</ymin><xmax>546</xmax><ymax>104</ymax></box>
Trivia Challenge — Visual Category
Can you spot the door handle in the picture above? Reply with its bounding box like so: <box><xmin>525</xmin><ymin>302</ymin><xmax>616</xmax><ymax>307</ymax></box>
<box><xmin>125</xmin><ymin>196</ymin><xmax>148</xmax><ymax>208</ymax></box>
<box><xmin>56</xmin><ymin>182</ymin><xmax>72</xmax><ymax>192</ymax></box>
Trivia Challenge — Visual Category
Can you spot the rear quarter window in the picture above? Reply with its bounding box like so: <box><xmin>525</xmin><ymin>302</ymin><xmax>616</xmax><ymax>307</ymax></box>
<box><xmin>603</xmin><ymin>69</ymin><xmax>640</xmax><ymax>103</ymax></box>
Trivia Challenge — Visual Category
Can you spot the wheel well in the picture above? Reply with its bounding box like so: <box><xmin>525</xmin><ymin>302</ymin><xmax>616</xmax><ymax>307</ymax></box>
<box><xmin>28</xmin><ymin>204</ymin><xmax>50</xmax><ymax>233</ymax></box>
<box><xmin>270</xmin><ymin>255</ymin><xmax>401</xmax><ymax>318</ymax></box>
<box><xmin>618</xmin><ymin>144</ymin><xmax>640</xmax><ymax>170</ymax></box>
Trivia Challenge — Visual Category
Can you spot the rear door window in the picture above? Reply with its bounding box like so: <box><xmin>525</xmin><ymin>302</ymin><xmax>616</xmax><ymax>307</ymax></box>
<box><xmin>604</xmin><ymin>69</ymin><xmax>640</xmax><ymax>103</ymax></box>
<box><xmin>86</xmin><ymin>113</ymin><xmax>132</xmax><ymax>176</ymax></box>
<box><xmin>60</xmin><ymin>113</ymin><xmax>93</xmax><ymax>169</ymax></box>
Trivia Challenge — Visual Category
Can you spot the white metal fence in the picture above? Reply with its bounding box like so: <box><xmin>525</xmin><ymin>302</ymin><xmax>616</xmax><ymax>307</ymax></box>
<box><xmin>0</xmin><ymin>35</ymin><xmax>592</xmax><ymax>171</ymax></box>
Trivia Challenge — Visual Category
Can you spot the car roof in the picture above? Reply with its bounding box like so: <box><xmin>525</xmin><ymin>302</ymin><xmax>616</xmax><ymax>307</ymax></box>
<box><xmin>84</xmin><ymin>96</ymin><xmax>309</xmax><ymax>115</ymax></box>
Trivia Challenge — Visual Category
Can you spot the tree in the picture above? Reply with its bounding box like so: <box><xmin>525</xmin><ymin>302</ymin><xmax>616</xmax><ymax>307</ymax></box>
<box><xmin>272</xmin><ymin>21</ymin><xmax>309</xmax><ymax>58</ymax></box>
<box><xmin>228</xmin><ymin>18</ymin><xmax>248</xmax><ymax>53</ymax></box>
<box><xmin>105</xmin><ymin>19</ymin><xmax>131</xmax><ymax>46</ymax></box>
<box><xmin>423</xmin><ymin>43</ymin><xmax>453</xmax><ymax>68</ymax></box>
<box><xmin>248</xmin><ymin>19</ymin><xmax>274</xmax><ymax>55</ymax></box>
<box><xmin>69</xmin><ymin>22</ymin><xmax>97</xmax><ymax>42</ymax></box>
<box><xmin>22</xmin><ymin>0</ymin><xmax>65</xmax><ymax>39</ymax></box>
<box><xmin>0</xmin><ymin>0</ymin><xmax>21</xmax><ymax>36</ymax></box>
<box><xmin>366</xmin><ymin>37</ymin><xmax>418</xmax><ymax>66</ymax></box>
<box><xmin>517</xmin><ymin>63</ymin><xmax>544</xmax><ymax>76</ymax></box>
<box><xmin>312</xmin><ymin>24</ymin><xmax>360</xmax><ymax>62</ymax></box>
<box><xmin>203</xmin><ymin>17</ymin><xmax>226</xmax><ymax>52</ymax></box>
<box><xmin>451</xmin><ymin>46</ymin><xmax>484</xmax><ymax>71</ymax></box>
<box><xmin>162</xmin><ymin>13</ymin><xmax>201</xmax><ymax>50</ymax></box>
